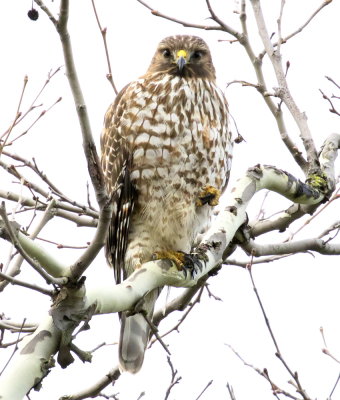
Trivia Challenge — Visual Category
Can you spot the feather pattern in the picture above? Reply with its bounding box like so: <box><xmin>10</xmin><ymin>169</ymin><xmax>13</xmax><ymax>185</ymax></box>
<box><xmin>101</xmin><ymin>35</ymin><xmax>232</xmax><ymax>373</ymax></box>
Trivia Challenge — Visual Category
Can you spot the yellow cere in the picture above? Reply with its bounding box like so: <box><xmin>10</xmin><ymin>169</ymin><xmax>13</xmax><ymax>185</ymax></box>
<box><xmin>176</xmin><ymin>49</ymin><xmax>187</xmax><ymax>59</ymax></box>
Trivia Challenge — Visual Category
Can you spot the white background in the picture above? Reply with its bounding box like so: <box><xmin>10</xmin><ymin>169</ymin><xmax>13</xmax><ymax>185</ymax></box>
<box><xmin>0</xmin><ymin>1</ymin><xmax>340</xmax><ymax>399</ymax></box>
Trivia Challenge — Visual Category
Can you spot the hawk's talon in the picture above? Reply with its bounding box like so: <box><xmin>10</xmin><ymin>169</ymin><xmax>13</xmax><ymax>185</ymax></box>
<box><xmin>196</xmin><ymin>185</ymin><xmax>221</xmax><ymax>207</ymax></box>
<box><xmin>153</xmin><ymin>250</ymin><xmax>205</xmax><ymax>278</ymax></box>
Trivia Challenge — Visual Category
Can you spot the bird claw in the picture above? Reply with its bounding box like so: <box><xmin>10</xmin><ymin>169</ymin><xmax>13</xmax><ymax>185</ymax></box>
<box><xmin>180</xmin><ymin>252</ymin><xmax>205</xmax><ymax>279</ymax></box>
<box><xmin>196</xmin><ymin>185</ymin><xmax>221</xmax><ymax>207</ymax></box>
<box><xmin>153</xmin><ymin>250</ymin><xmax>205</xmax><ymax>279</ymax></box>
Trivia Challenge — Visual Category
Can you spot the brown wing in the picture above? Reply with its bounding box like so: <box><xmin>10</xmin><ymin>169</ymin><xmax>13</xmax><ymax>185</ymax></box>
<box><xmin>101</xmin><ymin>84</ymin><xmax>135</xmax><ymax>284</ymax></box>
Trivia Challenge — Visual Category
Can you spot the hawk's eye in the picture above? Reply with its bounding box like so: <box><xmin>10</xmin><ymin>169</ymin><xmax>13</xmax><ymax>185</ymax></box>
<box><xmin>191</xmin><ymin>51</ymin><xmax>202</xmax><ymax>60</ymax></box>
<box><xmin>162</xmin><ymin>49</ymin><xmax>171</xmax><ymax>58</ymax></box>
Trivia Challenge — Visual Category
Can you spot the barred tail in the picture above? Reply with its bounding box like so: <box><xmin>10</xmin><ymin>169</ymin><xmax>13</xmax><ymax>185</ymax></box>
<box><xmin>119</xmin><ymin>313</ymin><xmax>150</xmax><ymax>373</ymax></box>
<box><xmin>118</xmin><ymin>289</ymin><xmax>159</xmax><ymax>373</ymax></box>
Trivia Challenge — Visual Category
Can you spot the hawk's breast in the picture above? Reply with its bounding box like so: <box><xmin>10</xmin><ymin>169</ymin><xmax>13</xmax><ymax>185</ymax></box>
<box><xmin>118</xmin><ymin>75</ymin><xmax>231</xmax><ymax>202</ymax></box>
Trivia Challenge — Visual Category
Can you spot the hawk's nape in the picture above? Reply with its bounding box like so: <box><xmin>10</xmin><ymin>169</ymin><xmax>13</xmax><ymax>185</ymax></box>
<box><xmin>101</xmin><ymin>35</ymin><xmax>233</xmax><ymax>373</ymax></box>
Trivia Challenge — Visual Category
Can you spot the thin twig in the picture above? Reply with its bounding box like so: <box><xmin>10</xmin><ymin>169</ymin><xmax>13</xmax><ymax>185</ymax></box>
<box><xmin>36</xmin><ymin>236</ymin><xmax>89</xmax><ymax>250</ymax></box>
<box><xmin>36</xmin><ymin>0</ymin><xmax>107</xmax><ymax>208</ymax></box>
<box><xmin>136</xmin><ymin>0</ymin><xmax>225</xmax><ymax>32</ymax></box>
<box><xmin>0</xmin><ymin>318</ymin><xmax>26</xmax><ymax>376</ymax></box>
<box><xmin>205</xmin><ymin>0</ymin><xmax>240</xmax><ymax>36</ymax></box>
<box><xmin>247</xmin><ymin>259</ymin><xmax>311</xmax><ymax>400</ymax></box>
<box><xmin>225</xmin><ymin>253</ymin><xmax>292</xmax><ymax>268</ymax></box>
<box><xmin>152</xmin><ymin>277</ymin><xmax>207</xmax><ymax>328</ymax></box>
<box><xmin>226</xmin><ymin>383</ymin><xmax>237</xmax><ymax>400</ymax></box>
<box><xmin>226</xmin><ymin>344</ymin><xmax>299</xmax><ymax>400</ymax></box>
<box><xmin>0</xmin><ymin>336</ymin><xmax>27</xmax><ymax>349</ymax></box>
<box><xmin>164</xmin><ymin>356</ymin><xmax>182</xmax><ymax>400</ymax></box>
<box><xmin>279</xmin><ymin>0</ymin><xmax>333</xmax><ymax>46</ymax></box>
<box><xmin>2</xmin><ymin>151</ymin><xmax>97</xmax><ymax>221</ymax></box>
<box><xmin>0</xmin><ymin>76</ymin><xmax>28</xmax><ymax>153</ymax></box>
<box><xmin>149</xmin><ymin>285</ymin><xmax>205</xmax><ymax>347</ymax></box>
<box><xmin>326</xmin><ymin>75</ymin><xmax>340</xmax><ymax>90</ymax></box>
<box><xmin>195</xmin><ymin>379</ymin><xmax>213</xmax><ymax>400</ymax></box>
<box><xmin>0</xmin><ymin>189</ymin><xmax>97</xmax><ymax>227</ymax></box>
<box><xmin>0</xmin><ymin>271</ymin><xmax>53</xmax><ymax>296</ymax></box>
<box><xmin>142</xmin><ymin>313</ymin><xmax>170</xmax><ymax>355</ymax></box>
<box><xmin>91</xmin><ymin>0</ymin><xmax>118</xmax><ymax>94</ymax></box>
<box><xmin>287</xmin><ymin>185</ymin><xmax>340</xmax><ymax>241</ymax></box>
<box><xmin>329</xmin><ymin>373</ymin><xmax>340</xmax><ymax>399</ymax></box>
<box><xmin>7</xmin><ymin>97</ymin><xmax>62</xmax><ymax>145</ymax></box>
<box><xmin>320</xmin><ymin>89</ymin><xmax>340</xmax><ymax>116</ymax></box>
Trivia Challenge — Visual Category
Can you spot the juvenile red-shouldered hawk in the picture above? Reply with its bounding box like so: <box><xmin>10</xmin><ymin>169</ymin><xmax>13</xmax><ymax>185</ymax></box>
<box><xmin>101</xmin><ymin>35</ymin><xmax>232</xmax><ymax>373</ymax></box>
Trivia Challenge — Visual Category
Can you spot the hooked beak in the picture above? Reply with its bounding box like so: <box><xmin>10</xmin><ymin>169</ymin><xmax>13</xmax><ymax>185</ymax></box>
<box><xmin>176</xmin><ymin>49</ymin><xmax>187</xmax><ymax>72</ymax></box>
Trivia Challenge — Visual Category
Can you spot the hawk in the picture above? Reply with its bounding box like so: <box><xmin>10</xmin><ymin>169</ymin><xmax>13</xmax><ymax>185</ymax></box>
<box><xmin>101</xmin><ymin>35</ymin><xmax>232</xmax><ymax>373</ymax></box>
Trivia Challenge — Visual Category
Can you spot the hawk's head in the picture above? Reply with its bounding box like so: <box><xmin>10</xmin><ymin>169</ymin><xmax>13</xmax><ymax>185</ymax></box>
<box><xmin>147</xmin><ymin>35</ymin><xmax>216</xmax><ymax>80</ymax></box>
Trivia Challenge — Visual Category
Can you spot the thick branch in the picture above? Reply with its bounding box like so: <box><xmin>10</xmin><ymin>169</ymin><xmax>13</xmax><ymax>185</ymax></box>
<box><xmin>69</xmin><ymin>201</ymin><xmax>113</xmax><ymax>280</ymax></box>
<box><xmin>250</xmin><ymin>133</ymin><xmax>340</xmax><ymax>236</ymax></box>
<box><xmin>0</xmin><ymin>198</ymin><xmax>56</xmax><ymax>291</ymax></box>
<box><xmin>0</xmin><ymin>158</ymin><xmax>336</xmax><ymax>397</ymax></box>
<box><xmin>81</xmin><ymin>164</ymin><xmax>332</xmax><ymax>315</ymax></box>
<box><xmin>63</xmin><ymin>366</ymin><xmax>121</xmax><ymax>400</ymax></box>
<box><xmin>0</xmin><ymin>219</ymin><xmax>70</xmax><ymax>279</ymax></box>
<box><xmin>0</xmin><ymin>203</ymin><xmax>67</xmax><ymax>285</ymax></box>
<box><xmin>242</xmin><ymin>237</ymin><xmax>340</xmax><ymax>256</ymax></box>
<box><xmin>0</xmin><ymin>316</ymin><xmax>61</xmax><ymax>400</ymax></box>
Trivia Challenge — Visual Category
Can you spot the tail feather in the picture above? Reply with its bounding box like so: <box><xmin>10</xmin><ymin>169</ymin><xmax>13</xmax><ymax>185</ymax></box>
<box><xmin>119</xmin><ymin>313</ymin><xmax>150</xmax><ymax>373</ymax></box>
<box><xmin>118</xmin><ymin>289</ymin><xmax>159</xmax><ymax>373</ymax></box>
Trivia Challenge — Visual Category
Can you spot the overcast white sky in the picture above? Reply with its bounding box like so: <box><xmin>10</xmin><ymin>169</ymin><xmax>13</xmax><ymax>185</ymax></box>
<box><xmin>1</xmin><ymin>1</ymin><xmax>340</xmax><ymax>399</ymax></box>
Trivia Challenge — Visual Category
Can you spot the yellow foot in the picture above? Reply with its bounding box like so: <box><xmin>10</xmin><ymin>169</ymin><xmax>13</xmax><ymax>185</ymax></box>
<box><xmin>196</xmin><ymin>185</ymin><xmax>221</xmax><ymax>207</ymax></box>
<box><xmin>153</xmin><ymin>249</ymin><xmax>206</xmax><ymax>278</ymax></box>
<box><xmin>153</xmin><ymin>250</ymin><xmax>186</xmax><ymax>270</ymax></box>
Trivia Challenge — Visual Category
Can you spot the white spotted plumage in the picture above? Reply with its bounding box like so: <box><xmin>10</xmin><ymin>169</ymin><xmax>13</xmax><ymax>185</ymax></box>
<box><xmin>101</xmin><ymin>35</ymin><xmax>233</xmax><ymax>373</ymax></box>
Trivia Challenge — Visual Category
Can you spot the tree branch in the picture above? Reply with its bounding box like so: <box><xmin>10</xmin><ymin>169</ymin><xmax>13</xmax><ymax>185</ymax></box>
<box><xmin>0</xmin><ymin>189</ymin><xmax>97</xmax><ymax>227</ymax></box>
<box><xmin>91</xmin><ymin>0</ymin><xmax>118</xmax><ymax>94</ymax></box>
<box><xmin>277</xmin><ymin>0</ymin><xmax>333</xmax><ymax>46</ymax></box>
<box><xmin>62</xmin><ymin>366</ymin><xmax>121</xmax><ymax>400</ymax></box>
<box><xmin>0</xmin><ymin>198</ymin><xmax>56</xmax><ymax>291</ymax></box>
<box><xmin>250</xmin><ymin>0</ymin><xmax>319</xmax><ymax>174</ymax></box>
<box><xmin>242</xmin><ymin>237</ymin><xmax>340</xmax><ymax>257</ymax></box>
<box><xmin>0</xmin><ymin>271</ymin><xmax>53</xmax><ymax>296</ymax></box>
<box><xmin>247</xmin><ymin>264</ymin><xmax>311</xmax><ymax>399</ymax></box>
<box><xmin>0</xmin><ymin>202</ymin><xmax>67</xmax><ymax>285</ymax></box>
<box><xmin>0</xmin><ymin>217</ymin><xmax>70</xmax><ymax>279</ymax></box>
<box><xmin>239</xmin><ymin>1</ymin><xmax>308</xmax><ymax>171</ymax></box>
<box><xmin>2</xmin><ymin>150</ymin><xmax>98</xmax><ymax>216</ymax></box>
<box><xmin>0</xmin><ymin>316</ymin><xmax>61</xmax><ymax>400</ymax></box>
<box><xmin>0</xmin><ymin>154</ymin><xmax>337</xmax><ymax>397</ymax></box>
<box><xmin>35</xmin><ymin>0</ymin><xmax>107</xmax><ymax>209</ymax></box>
<box><xmin>136</xmin><ymin>0</ymin><xmax>226</xmax><ymax>32</ymax></box>
<box><xmin>250</xmin><ymin>133</ymin><xmax>340</xmax><ymax>236</ymax></box>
